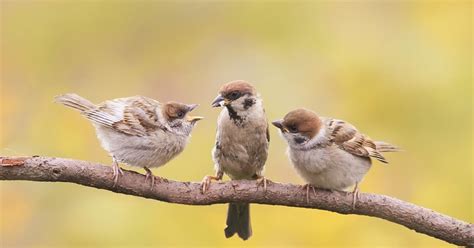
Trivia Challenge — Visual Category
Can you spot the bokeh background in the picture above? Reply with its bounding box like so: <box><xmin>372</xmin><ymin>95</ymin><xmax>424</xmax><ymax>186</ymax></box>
<box><xmin>1</xmin><ymin>1</ymin><xmax>472</xmax><ymax>247</ymax></box>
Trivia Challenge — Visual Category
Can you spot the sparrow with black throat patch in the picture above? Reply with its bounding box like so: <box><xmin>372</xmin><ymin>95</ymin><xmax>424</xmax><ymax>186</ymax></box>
<box><xmin>272</xmin><ymin>108</ymin><xmax>400</xmax><ymax>208</ymax></box>
<box><xmin>55</xmin><ymin>93</ymin><xmax>203</xmax><ymax>187</ymax></box>
<box><xmin>201</xmin><ymin>80</ymin><xmax>270</xmax><ymax>240</ymax></box>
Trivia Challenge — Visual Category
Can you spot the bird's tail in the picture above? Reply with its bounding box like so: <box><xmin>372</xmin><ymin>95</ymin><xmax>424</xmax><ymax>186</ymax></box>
<box><xmin>375</xmin><ymin>141</ymin><xmax>402</xmax><ymax>153</ymax></box>
<box><xmin>225</xmin><ymin>203</ymin><xmax>252</xmax><ymax>240</ymax></box>
<box><xmin>54</xmin><ymin>93</ymin><xmax>96</xmax><ymax>112</ymax></box>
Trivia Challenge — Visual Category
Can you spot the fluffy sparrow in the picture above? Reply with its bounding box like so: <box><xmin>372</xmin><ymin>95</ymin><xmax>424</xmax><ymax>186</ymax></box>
<box><xmin>272</xmin><ymin>108</ymin><xmax>400</xmax><ymax>208</ymax></box>
<box><xmin>201</xmin><ymin>80</ymin><xmax>269</xmax><ymax>240</ymax></box>
<box><xmin>55</xmin><ymin>93</ymin><xmax>203</xmax><ymax>187</ymax></box>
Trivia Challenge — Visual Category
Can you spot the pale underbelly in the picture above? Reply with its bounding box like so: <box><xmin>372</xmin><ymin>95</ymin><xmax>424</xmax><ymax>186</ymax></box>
<box><xmin>291</xmin><ymin>148</ymin><xmax>371</xmax><ymax>190</ymax></box>
<box><xmin>95</xmin><ymin>126</ymin><xmax>184</xmax><ymax>168</ymax></box>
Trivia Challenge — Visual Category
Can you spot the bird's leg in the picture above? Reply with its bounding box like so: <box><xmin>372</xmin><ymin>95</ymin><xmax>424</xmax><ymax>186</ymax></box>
<box><xmin>302</xmin><ymin>184</ymin><xmax>317</xmax><ymax>204</ymax></box>
<box><xmin>352</xmin><ymin>182</ymin><xmax>360</xmax><ymax>209</ymax></box>
<box><xmin>112</xmin><ymin>157</ymin><xmax>124</xmax><ymax>188</ymax></box>
<box><xmin>144</xmin><ymin>167</ymin><xmax>156</xmax><ymax>188</ymax></box>
<box><xmin>255</xmin><ymin>176</ymin><xmax>268</xmax><ymax>192</ymax></box>
<box><xmin>200</xmin><ymin>171</ymin><xmax>223</xmax><ymax>193</ymax></box>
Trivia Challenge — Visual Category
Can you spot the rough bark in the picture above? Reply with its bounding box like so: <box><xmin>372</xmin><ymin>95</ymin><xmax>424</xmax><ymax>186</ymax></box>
<box><xmin>0</xmin><ymin>156</ymin><xmax>472</xmax><ymax>246</ymax></box>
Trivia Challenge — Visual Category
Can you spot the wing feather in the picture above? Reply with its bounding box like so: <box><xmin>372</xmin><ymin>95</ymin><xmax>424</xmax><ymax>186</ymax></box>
<box><xmin>327</xmin><ymin>119</ymin><xmax>388</xmax><ymax>163</ymax></box>
<box><xmin>84</xmin><ymin>96</ymin><xmax>164</xmax><ymax>136</ymax></box>
<box><xmin>82</xmin><ymin>109</ymin><xmax>117</xmax><ymax>127</ymax></box>
<box><xmin>112</xmin><ymin>96</ymin><xmax>165</xmax><ymax>136</ymax></box>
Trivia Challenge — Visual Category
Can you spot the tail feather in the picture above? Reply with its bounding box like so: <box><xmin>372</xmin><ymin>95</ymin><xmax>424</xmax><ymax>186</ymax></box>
<box><xmin>375</xmin><ymin>141</ymin><xmax>402</xmax><ymax>153</ymax></box>
<box><xmin>54</xmin><ymin>93</ymin><xmax>96</xmax><ymax>112</ymax></box>
<box><xmin>225</xmin><ymin>203</ymin><xmax>252</xmax><ymax>240</ymax></box>
<box><xmin>368</xmin><ymin>149</ymin><xmax>388</xmax><ymax>163</ymax></box>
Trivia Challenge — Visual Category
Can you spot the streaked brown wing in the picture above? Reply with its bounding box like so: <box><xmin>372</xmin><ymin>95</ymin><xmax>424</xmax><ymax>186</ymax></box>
<box><xmin>328</xmin><ymin>119</ymin><xmax>387</xmax><ymax>163</ymax></box>
<box><xmin>98</xmin><ymin>96</ymin><xmax>163</xmax><ymax>136</ymax></box>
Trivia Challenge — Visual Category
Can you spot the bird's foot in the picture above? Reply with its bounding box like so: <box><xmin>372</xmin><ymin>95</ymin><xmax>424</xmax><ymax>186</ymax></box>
<box><xmin>256</xmin><ymin>176</ymin><xmax>268</xmax><ymax>192</ymax></box>
<box><xmin>112</xmin><ymin>158</ymin><xmax>124</xmax><ymax>188</ymax></box>
<box><xmin>302</xmin><ymin>184</ymin><xmax>317</xmax><ymax>204</ymax></box>
<box><xmin>144</xmin><ymin>167</ymin><xmax>156</xmax><ymax>189</ymax></box>
<box><xmin>200</xmin><ymin>173</ymin><xmax>222</xmax><ymax>193</ymax></box>
<box><xmin>351</xmin><ymin>182</ymin><xmax>360</xmax><ymax>209</ymax></box>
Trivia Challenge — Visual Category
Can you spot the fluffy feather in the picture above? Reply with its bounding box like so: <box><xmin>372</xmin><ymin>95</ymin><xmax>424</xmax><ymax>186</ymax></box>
<box><xmin>274</xmin><ymin>108</ymin><xmax>401</xmax><ymax>191</ymax></box>
<box><xmin>55</xmin><ymin>93</ymin><xmax>201</xmax><ymax>169</ymax></box>
<box><xmin>209</xmin><ymin>81</ymin><xmax>268</xmax><ymax>241</ymax></box>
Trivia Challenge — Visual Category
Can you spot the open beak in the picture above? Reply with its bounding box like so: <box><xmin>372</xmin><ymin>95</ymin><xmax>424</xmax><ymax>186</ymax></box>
<box><xmin>187</xmin><ymin>116</ymin><xmax>204</xmax><ymax>123</ymax></box>
<box><xmin>211</xmin><ymin>95</ymin><xmax>225</xmax><ymax>108</ymax></box>
<box><xmin>272</xmin><ymin>120</ymin><xmax>287</xmax><ymax>132</ymax></box>
<box><xmin>185</xmin><ymin>104</ymin><xmax>203</xmax><ymax>123</ymax></box>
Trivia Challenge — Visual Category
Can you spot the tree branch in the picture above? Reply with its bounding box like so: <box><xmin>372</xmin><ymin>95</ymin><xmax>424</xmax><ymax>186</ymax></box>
<box><xmin>0</xmin><ymin>156</ymin><xmax>472</xmax><ymax>246</ymax></box>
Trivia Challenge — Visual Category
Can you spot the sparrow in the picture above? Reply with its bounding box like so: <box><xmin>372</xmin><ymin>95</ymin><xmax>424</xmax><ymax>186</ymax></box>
<box><xmin>201</xmin><ymin>80</ymin><xmax>269</xmax><ymax>240</ymax></box>
<box><xmin>55</xmin><ymin>93</ymin><xmax>203</xmax><ymax>187</ymax></box>
<box><xmin>272</xmin><ymin>108</ymin><xmax>400</xmax><ymax>208</ymax></box>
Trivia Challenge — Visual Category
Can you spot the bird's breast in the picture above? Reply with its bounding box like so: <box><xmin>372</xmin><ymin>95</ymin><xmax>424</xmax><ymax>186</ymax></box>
<box><xmin>288</xmin><ymin>146</ymin><xmax>371</xmax><ymax>190</ymax></box>
<box><xmin>214</xmin><ymin>112</ymin><xmax>269</xmax><ymax>179</ymax></box>
<box><xmin>95</xmin><ymin>127</ymin><xmax>187</xmax><ymax>168</ymax></box>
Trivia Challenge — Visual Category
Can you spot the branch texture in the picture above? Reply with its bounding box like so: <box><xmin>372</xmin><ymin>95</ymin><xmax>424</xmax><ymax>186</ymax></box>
<box><xmin>0</xmin><ymin>156</ymin><xmax>472</xmax><ymax>246</ymax></box>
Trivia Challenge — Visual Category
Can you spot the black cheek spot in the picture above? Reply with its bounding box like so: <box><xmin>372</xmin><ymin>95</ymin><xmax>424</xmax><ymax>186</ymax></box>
<box><xmin>294</xmin><ymin>137</ymin><xmax>306</xmax><ymax>144</ymax></box>
<box><xmin>243</xmin><ymin>98</ymin><xmax>255</xmax><ymax>110</ymax></box>
<box><xmin>226</xmin><ymin>105</ymin><xmax>244</xmax><ymax>125</ymax></box>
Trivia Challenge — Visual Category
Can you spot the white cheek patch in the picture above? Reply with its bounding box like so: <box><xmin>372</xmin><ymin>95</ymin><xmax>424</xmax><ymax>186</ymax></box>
<box><xmin>282</xmin><ymin>132</ymin><xmax>301</xmax><ymax>147</ymax></box>
<box><xmin>230</xmin><ymin>97</ymin><xmax>246</xmax><ymax>110</ymax></box>
<box><xmin>278</xmin><ymin>131</ymin><xmax>290</xmax><ymax>143</ymax></box>
<box><xmin>302</xmin><ymin>126</ymin><xmax>327</xmax><ymax>150</ymax></box>
<box><xmin>229</xmin><ymin>97</ymin><xmax>262</xmax><ymax>116</ymax></box>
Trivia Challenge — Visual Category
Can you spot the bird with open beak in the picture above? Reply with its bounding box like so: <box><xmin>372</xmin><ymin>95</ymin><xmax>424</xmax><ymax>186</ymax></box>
<box><xmin>201</xmin><ymin>80</ymin><xmax>270</xmax><ymax>240</ymax></box>
<box><xmin>272</xmin><ymin>108</ymin><xmax>400</xmax><ymax>208</ymax></box>
<box><xmin>55</xmin><ymin>93</ymin><xmax>203</xmax><ymax>187</ymax></box>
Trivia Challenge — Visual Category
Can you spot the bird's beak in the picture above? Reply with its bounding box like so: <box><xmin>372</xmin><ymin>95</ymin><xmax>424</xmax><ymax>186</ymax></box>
<box><xmin>186</xmin><ymin>104</ymin><xmax>199</xmax><ymax>112</ymax></box>
<box><xmin>185</xmin><ymin>104</ymin><xmax>203</xmax><ymax>123</ymax></box>
<box><xmin>211</xmin><ymin>95</ymin><xmax>225</xmax><ymax>108</ymax></box>
<box><xmin>187</xmin><ymin>116</ymin><xmax>204</xmax><ymax>123</ymax></box>
<box><xmin>272</xmin><ymin>120</ymin><xmax>287</xmax><ymax>132</ymax></box>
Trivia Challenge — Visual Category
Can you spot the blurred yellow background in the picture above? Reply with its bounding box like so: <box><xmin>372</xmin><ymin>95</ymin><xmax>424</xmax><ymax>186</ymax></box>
<box><xmin>1</xmin><ymin>1</ymin><xmax>472</xmax><ymax>247</ymax></box>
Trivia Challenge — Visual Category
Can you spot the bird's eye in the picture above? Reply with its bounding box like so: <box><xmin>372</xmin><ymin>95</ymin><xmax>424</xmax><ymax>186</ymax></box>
<box><xmin>228</xmin><ymin>91</ymin><xmax>241</xmax><ymax>100</ymax></box>
<box><xmin>177</xmin><ymin>111</ymin><xmax>185</xmax><ymax>118</ymax></box>
<box><xmin>288</xmin><ymin>125</ymin><xmax>298</xmax><ymax>133</ymax></box>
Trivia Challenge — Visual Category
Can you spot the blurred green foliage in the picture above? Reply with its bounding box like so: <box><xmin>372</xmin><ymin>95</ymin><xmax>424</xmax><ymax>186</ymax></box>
<box><xmin>1</xmin><ymin>1</ymin><xmax>472</xmax><ymax>247</ymax></box>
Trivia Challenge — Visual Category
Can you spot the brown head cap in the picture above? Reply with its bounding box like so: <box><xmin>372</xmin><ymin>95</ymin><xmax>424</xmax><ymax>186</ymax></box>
<box><xmin>163</xmin><ymin>102</ymin><xmax>197</xmax><ymax>121</ymax></box>
<box><xmin>219</xmin><ymin>80</ymin><xmax>256</xmax><ymax>97</ymax></box>
<box><xmin>282</xmin><ymin>108</ymin><xmax>322</xmax><ymax>139</ymax></box>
